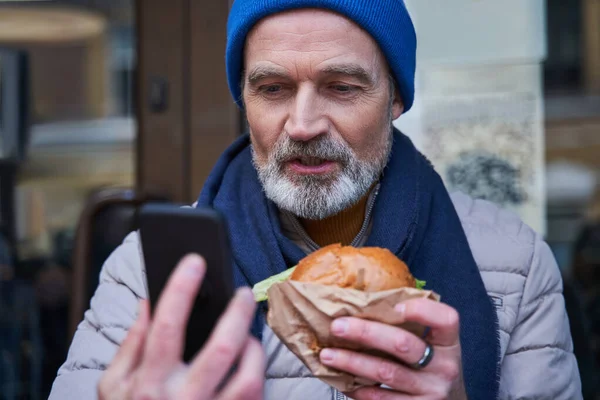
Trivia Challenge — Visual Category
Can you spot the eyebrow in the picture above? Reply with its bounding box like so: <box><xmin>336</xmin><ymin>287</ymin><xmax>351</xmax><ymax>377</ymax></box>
<box><xmin>246</xmin><ymin>63</ymin><xmax>375</xmax><ymax>86</ymax></box>
<box><xmin>247</xmin><ymin>66</ymin><xmax>290</xmax><ymax>86</ymax></box>
<box><xmin>320</xmin><ymin>64</ymin><xmax>375</xmax><ymax>86</ymax></box>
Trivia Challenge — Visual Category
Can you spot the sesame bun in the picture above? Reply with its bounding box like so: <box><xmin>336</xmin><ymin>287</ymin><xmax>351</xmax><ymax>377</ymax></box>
<box><xmin>290</xmin><ymin>244</ymin><xmax>415</xmax><ymax>292</ymax></box>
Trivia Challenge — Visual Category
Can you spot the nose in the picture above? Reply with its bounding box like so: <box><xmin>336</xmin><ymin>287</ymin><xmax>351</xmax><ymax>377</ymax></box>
<box><xmin>284</xmin><ymin>85</ymin><xmax>328</xmax><ymax>142</ymax></box>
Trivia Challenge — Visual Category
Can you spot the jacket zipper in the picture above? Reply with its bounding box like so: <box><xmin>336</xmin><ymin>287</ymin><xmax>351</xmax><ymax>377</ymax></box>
<box><xmin>334</xmin><ymin>389</ymin><xmax>347</xmax><ymax>400</ymax></box>
<box><xmin>350</xmin><ymin>184</ymin><xmax>380</xmax><ymax>247</ymax></box>
<box><xmin>289</xmin><ymin>183</ymin><xmax>380</xmax><ymax>252</ymax></box>
<box><xmin>288</xmin><ymin>215</ymin><xmax>320</xmax><ymax>252</ymax></box>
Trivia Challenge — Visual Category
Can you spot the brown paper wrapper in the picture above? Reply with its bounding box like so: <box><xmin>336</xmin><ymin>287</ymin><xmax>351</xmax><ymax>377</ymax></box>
<box><xmin>266</xmin><ymin>281</ymin><xmax>440</xmax><ymax>393</ymax></box>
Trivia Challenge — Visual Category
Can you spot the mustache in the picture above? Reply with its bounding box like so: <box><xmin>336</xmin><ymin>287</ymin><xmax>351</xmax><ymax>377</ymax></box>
<box><xmin>270</xmin><ymin>135</ymin><xmax>353</xmax><ymax>165</ymax></box>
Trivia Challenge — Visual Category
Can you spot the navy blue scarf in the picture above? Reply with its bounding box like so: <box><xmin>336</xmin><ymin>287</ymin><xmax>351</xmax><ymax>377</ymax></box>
<box><xmin>197</xmin><ymin>130</ymin><xmax>500</xmax><ymax>399</ymax></box>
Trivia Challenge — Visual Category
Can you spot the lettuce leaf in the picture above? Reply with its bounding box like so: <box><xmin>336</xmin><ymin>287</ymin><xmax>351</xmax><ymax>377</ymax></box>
<box><xmin>252</xmin><ymin>266</ymin><xmax>297</xmax><ymax>302</ymax></box>
<box><xmin>252</xmin><ymin>265</ymin><xmax>426</xmax><ymax>301</ymax></box>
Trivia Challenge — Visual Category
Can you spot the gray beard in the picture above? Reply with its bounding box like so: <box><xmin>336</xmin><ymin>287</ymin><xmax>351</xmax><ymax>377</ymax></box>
<box><xmin>252</xmin><ymin>128</ymin><xmax>393</xmax><ymax>220</ymax></box>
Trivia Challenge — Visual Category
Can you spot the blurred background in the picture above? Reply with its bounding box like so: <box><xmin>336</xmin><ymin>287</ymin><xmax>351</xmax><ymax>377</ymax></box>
<box><xmin>0</xmin><ymin>0</ymin><xmax>598</xmax><ymax>399</ymax></box>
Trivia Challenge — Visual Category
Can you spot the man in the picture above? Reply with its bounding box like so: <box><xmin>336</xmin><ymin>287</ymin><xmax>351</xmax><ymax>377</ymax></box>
<box><xmin>50</xmin><ymin>1</ymin><xmax>582</xmax><ymax>399</ymax></box>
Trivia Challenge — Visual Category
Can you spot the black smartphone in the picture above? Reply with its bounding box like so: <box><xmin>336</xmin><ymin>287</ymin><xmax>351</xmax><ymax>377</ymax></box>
<box><xmin>138</xmin><ymin>203</ymin><xmax>235</xmax><ymax>363</ymax></box>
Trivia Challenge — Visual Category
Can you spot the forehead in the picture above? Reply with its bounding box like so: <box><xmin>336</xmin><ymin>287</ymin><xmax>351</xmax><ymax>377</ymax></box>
<box><xmin>244</xmin><ymin>9</ymin><xmax>386</xmax><ymax>76</ymax></box>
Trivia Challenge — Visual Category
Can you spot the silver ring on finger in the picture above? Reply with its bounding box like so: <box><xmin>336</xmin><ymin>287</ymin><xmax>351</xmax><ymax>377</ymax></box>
<box><xmin>409</xmin><ymin>341</ymin><xmax>434</xmax><ymax>370</ymax></box>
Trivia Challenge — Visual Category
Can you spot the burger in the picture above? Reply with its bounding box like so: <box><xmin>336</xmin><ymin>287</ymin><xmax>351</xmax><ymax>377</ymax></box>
<box><xmin>253</xmin><ymin>244</ymin><xmax>425</xmax><ymax>302</ymax></box>
<box><xmin>258</xmin><ymin>244</ymin><xmax>433</xmax><ymax>392</ymax></box>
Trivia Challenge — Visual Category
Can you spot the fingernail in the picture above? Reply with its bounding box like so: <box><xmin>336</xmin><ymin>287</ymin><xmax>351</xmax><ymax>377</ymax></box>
<box><xmin>320</xmin><ymin>349</ymin><xmax>336</xmax><ymax>363</ymax></box>
<box><xmin>238</xmin><ymin>287</ymin><xmax>256</xmax><ymax>304</ymax></box>
<box><xmin>331</xmin><ymin>319</ymin><xmax>349</xmax><ymax>336</ymax></box>
<box><xmin>184</xmin><ymin>255</ymin><xmax>204</xmax><ymax>277</ymax></box>
<box><xmin>395</xmin><ymin>303</ymin><xmax>406</xmax><ymax>314</ymax></box>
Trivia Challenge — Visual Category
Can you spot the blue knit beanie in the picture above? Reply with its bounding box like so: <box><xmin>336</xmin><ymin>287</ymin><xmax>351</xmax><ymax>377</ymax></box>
<box><xmin>226</xmin><ymin>0</ymin><xmax>417</xmax><ymax>112</ymax></box>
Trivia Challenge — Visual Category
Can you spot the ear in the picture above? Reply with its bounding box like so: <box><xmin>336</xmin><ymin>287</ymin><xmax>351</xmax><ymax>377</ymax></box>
<box><xmin>391</xmin><ymin>87</ymin><xmax>404</xmax><ymax>119</ymax></box>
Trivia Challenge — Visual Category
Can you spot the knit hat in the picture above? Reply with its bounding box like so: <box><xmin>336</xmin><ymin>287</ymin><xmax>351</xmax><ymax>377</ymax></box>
<box><xmin>226</xmin><ymin>0</ymin><xmax>417</xmax><ymax>112</ymax></box>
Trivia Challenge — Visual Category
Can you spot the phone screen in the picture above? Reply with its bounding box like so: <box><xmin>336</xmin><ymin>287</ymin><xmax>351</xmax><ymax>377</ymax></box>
<box><xmin>139</xmin><ymin>203</ymin><xmax>235</xmax><ymax>362</ymax></box>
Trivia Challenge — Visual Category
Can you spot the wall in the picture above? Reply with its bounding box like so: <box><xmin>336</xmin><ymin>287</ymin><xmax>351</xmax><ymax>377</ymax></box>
<box><xmin>396</xmin><ymin>0</ymin><xmax>548</xmax><ymax>234</ymax></box>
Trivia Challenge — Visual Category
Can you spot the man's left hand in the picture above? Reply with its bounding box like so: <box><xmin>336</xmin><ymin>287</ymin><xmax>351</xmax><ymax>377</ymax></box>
<box><xmin>319</xmin><ymin>298</ymin><xmax>467</xmax><ymax>400</ymax></box>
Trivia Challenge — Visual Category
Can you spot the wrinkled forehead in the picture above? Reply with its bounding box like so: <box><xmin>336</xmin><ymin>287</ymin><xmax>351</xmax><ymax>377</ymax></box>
<box><xmin>243</xmin><ymin>8</ymin><xmax>388</xmax><ymax>77</ymax></box>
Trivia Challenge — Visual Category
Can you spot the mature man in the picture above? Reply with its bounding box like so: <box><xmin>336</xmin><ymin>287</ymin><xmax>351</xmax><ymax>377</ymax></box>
<box><xmin>50</xmin><ymin>1</ymin><xmax>582</xmax><ymax>399</ymax></box>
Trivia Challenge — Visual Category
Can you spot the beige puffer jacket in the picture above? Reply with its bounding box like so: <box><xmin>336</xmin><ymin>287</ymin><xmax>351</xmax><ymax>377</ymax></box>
<box><xmin>49</xmin><ymin>192</ymin><xmax>582</xmax><ymax>400</ymax></box>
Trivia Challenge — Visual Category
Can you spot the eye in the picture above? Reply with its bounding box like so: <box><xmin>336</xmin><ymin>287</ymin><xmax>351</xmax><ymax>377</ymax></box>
<box><xmin>328</xmin><ymin>83</ymin><xmax>361</xmax><ymax>99</ymax></box>
<box><xmin>259</xmin><ymin>84</ymin><xmax>283</xmax><ymax>94</ymax></box>
<box><xmin>256</xmin><ymin>84</ymin><xmax>291</xmax><ymax>100</ymax></box>
<box><xmin>332</xmin><ymin>84</ymin><xmax>353</xmax><ymax>93</ymax></box>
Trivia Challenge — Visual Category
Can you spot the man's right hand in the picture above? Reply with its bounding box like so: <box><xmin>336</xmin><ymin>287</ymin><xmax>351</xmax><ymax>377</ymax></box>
<box><xmin>98</xmin><ymin>254</ymin><xmax>265</xmax><ymax>400</ymax></box>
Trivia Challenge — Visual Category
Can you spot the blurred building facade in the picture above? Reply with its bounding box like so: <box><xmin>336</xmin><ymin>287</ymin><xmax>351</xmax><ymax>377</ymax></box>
<box><xmin>0</xmin><ymin>0</ymin><xmax>598</xmax><ymax>399</ymax></box>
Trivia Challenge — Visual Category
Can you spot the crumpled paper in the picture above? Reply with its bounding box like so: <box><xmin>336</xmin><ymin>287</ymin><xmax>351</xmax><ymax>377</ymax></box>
<box><xmin>266</xmin><ymin>280</ymin><xmax>440</xmax><ymax>393</ymax></box>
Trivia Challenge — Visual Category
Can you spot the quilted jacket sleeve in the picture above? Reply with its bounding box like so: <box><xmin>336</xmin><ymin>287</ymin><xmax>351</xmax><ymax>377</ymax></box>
<box><xmin>499</xmin><ymin>235</ymin><xmax>582</xmax><ymax>400</ymax></box>
<box><xmin>49</xmin><ymin>232</ymin><xmax>147</xmax><ymax>400</ymax></box>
